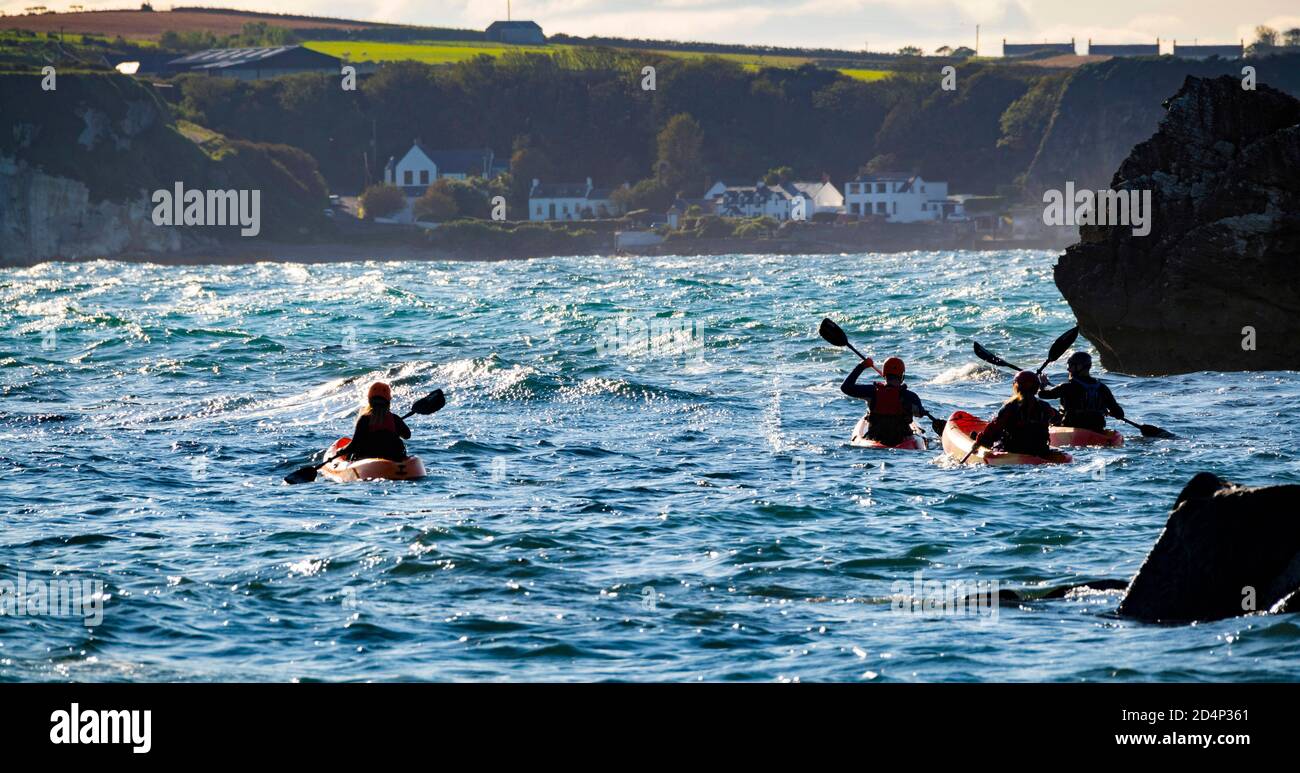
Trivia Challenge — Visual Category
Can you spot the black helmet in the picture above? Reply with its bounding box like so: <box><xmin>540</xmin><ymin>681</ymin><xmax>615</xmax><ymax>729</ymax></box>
<box><xmin>1066</xmin><ymin>351</ymin><xmax>1092</xmax><ymax>374</ymax></box>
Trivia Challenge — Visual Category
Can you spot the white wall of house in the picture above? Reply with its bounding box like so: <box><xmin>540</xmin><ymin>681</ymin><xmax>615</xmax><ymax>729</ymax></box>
<box><xmin>530</xmin><ymin>197</ymin><xmax>590</xmax><ymax>221</ymax></box>
<box><xmin>529</xmin><ymin>178</ymin><xmax>599</xmax><ymax>221</ymax></box>
<box><xmin>844</xmin><ymin>175</ymin><xmax>963</xmax><ymax>223</ymax></box>
<box><xmin>713</xmin><ymin>182</ymin><xmax>796</xmax><ymax>220</ymax></box>
<box><xmin>386</xmin><ymin>145</ymin><xmax>437</xmax><ymax>189</ymax></box>
<box><xmin>789</xmin><ymin>181</ymin><xmax>844</xmax><ymax>215</ymax></box>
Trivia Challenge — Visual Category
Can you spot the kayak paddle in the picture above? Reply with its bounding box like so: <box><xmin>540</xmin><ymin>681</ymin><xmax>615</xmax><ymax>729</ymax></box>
<box><xmin>819</xmin><ymin>318</ymin><xmax>877</xmax><ymax>368</ymax></box>
<box><xmin>972</xmin><ymin>327</ymin><xmax>1078</xmax><ymax>375</ymax></box>
<box><xmin>1037</xmin><ymin>327</ymin><xmax>1078</xmax><ymax>374</ymax></box>
<box><xmin>819</xmin><ymin>318</ymin><xmax>946</xmax><ymax>436</ymax></box>
<box><xmin>283</xmin><ymin>388</ymin><xmax>446</xmax><ymax>485</ymax></box>
<box><xmin>1113</xmin><ymin>414</ymin><xmax>1176</xmax><ymax>439</ymax></box>
<box><xmin>972</xmin><ymin>341</ymin><xmax>1023</xmax><ymax>372</ymax></box>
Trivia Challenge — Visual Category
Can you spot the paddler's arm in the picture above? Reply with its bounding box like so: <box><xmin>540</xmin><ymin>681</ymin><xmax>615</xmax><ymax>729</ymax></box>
<box><xmin>974</xmin><ymin>410</ymin><xmax>1007</xmax><ymax>447</ymax></box>
<box><xmin>343</xmin><ymin>415</ymin><xmax>369</xmax><ymax>459</ymax></box>
<box><xmin>1038</xmin><ymin>373</ymin><xmax>1065</xmax><ymax>400</ymax></box>
<box><xmin>1038</xmin><ymin>383</ymin><xmax>1064</xmax><ymax>399</ymax></box>
<box><xmin>1102</xmin><ymin>384</ymin><xmax>1124</xmax><ymax>420</ymax></box>
<box><xmin>395</xmin><ymin>415</ymin><xmax>412</xmax><ymax>439</ymax></box>
<box><xmin>907</xmin><ymin>391</ymin><xmax>927</xmax><ymax>418</ymax></box>
<box><xmin>840</xmin><ymin>360</ymin><xmax>875</xmax><ymax>400</ymax></box>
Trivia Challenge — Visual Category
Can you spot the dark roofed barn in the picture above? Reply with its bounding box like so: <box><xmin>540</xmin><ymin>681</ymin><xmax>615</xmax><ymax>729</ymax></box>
<box><xmin>1003</xmin><ymin>39</ymin><xmax>1076</xmax><ymax>57</ymax></box>
<box><xmin>485</xmin><ymin>20</ymin><xmax>545</xmax><ymax>45</ymax></box>
<box><xmin>168</xmin><ymin>46</ymin><xmax>341</xmax><ymax>80</ymax></box>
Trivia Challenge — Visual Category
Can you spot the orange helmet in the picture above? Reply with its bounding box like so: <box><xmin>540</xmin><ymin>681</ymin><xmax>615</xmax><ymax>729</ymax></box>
<box><xmin>882</xmin><ymin>357</ymin><xmax>905</xmax><ymax>377</ymax></box>
<box><xmin>367</xmin><ymin>381</ymin><xmax>392</xmax><ymax>401</ymax></box>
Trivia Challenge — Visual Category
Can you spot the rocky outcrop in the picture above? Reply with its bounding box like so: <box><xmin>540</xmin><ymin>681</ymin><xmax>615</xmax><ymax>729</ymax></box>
<box><xmin>0</xmin><ymin>158</ymin><xmax>193</xmax><ymax>262</ymax></box>
<box><xmin>1053</xmin><ymin>75</ymin><xmax>1300</xmax><ymax>375</ymax></box>
<box><xmin>1117</xmin><ymin>473</ymin><xmax>1300</xmax><ymax>622</ymax></box>
<box><xmin>0</xmin><ymin>73</ymin><xmax>327</xmax><ymax>265</ymax></box>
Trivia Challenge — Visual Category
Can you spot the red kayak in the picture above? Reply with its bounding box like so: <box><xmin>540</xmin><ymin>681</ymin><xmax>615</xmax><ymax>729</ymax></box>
<box><xmin>1048</xmin><ymin>425</ymin><xmax>1123</xmax><ymax>447</ymax></box>
<box><xmin>849</xmin><ymin>417</ymin><xmax>927</xmax><ymax>450</ymax></box>
<box><xmin>941</xmin><ymin>411</ymin><xmax>1072</xmax><ymax>466</ymax></box>
<box><xmin>318</xmin><ymin>438</ymin><xmax>427</xmax><ymax>482</ymax></box>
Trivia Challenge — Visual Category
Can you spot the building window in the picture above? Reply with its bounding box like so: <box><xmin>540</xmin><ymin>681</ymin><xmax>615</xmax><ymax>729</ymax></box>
<box><xmin>419</xmin><ymin>170</ymin><xmax>429</xmax><ymax>185</ymax></box>
<box><xmin>876</xmin><ymin>183</ymin><xmax>885</xmax><ymax>193</ymax></box>
<box><xmin>403</xmin><ymin>170</ymin><xmax>413</xmax><ymax>185</ymax></box>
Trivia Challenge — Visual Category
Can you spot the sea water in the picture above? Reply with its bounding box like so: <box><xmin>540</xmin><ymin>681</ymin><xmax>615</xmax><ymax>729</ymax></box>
<box><xmin>2</xmin><ymin>251</ymin><xmax>1297</xmax><ymax>681</ymax></box>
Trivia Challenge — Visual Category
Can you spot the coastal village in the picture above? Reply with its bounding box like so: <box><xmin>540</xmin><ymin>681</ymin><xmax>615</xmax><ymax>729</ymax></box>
<box><xmin>2</xmin><ymin>7</ymin><xmax>1283</xmax><ymax>261</ymax></box>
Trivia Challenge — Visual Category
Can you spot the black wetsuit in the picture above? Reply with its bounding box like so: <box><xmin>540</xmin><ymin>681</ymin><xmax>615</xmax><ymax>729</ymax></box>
<box><xmin>977</xmin><ymin>397</ymin><xmax>1061</xmax><ymax>456</ymax></box>
<box><xmin>840</xmin><ymin>361</ymin><xmax>926</xmax><ymax>445</ymax></box>
<box><xmin>1039</xmin><ymin>375</ymin><xmax>1122</xmax><ymax>431</ymax></box>
<box><xmin>347</xmin><ymin>411</ymin><xmax>411</xmax><ymax>461</ymax></box>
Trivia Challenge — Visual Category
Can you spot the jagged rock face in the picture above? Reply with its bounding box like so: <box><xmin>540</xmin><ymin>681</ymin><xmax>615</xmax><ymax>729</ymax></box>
<box><xmin>1053</xmin><ymin>75</ymin><xmax>1300</xmax><ymax>375</ymax></box>
<box><xmin>0</xmin><ymin>158</ymin><xmax>189</xmax><ymax>263</ymax></box>
<box><xmin>1117</xmin><ymin>473</ymin><xmax>1300</xmax><ymax>622</ymax></box>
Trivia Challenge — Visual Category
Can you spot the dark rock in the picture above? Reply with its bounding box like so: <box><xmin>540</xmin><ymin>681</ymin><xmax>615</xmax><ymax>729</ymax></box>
<box><xmin>1117</xmin><ymin>473</ymin><xmax>1300</xmax><ymax>622</ymax></box>
<box><xmin>1054</xmin><ymin>75</ymin><xmax>1300</xmax><ymax>375</ymax></box>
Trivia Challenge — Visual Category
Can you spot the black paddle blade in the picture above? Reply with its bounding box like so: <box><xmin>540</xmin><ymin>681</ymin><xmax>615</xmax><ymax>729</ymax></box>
<box><xmin>1140</xmin><ymin>423</ymin><xmax>1176</xmax><ymax>439</ymax></box>
<box><xmin>283</xmin><ymin>465</ymin><xmax>319</xmax><ymax>485</ymax></box>
<box><xmin>930</xmin><ymin>418</ymin><xmax>947</xmax><ymax>436</ymax></box>
<box><xmin>408</xmin><ymin>389</ymin><xmax>446</xmax><ymax>416</ymax></box>
<box><xmin>819</xmin><ymin>317</ymin><xmax>848</xmax><ymax>347</ymax></box>
<box><xmin>972</xmin><ymin>341</ymin><xmax>1022</xmax><ymax>372</ymax></box>
<box><xmin>1039</xmin><ymin>326</ymin><xmax>1080</xmax><ymax>373</ymax></box>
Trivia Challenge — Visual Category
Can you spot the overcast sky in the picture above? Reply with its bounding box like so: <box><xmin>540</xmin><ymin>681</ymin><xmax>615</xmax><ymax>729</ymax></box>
<box><xmin>10</xmin><ymin>1</ymin><xmax>1300</xmax><ymax>53</ymax></box>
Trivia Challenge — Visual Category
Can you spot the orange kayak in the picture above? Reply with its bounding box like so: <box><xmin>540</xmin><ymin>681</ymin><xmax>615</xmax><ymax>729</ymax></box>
<box><xmin>318</xmin><ymin>438</ymin><xmax>427</xmax><ymax>482</ymax></box>
<box><xmin>1048</xmin><ymin>425</ymin><xmax>1123</xmax><ymax>447</ymax></box>
<box><xmin>849</xmin><ymin>417</ymin><xmax>927</xmax><ymax>450</ymax></box>
<box><xmin>941</xmin><ymin>411</ymin><xmax>1072</xmax><ymax>466</ymax></box>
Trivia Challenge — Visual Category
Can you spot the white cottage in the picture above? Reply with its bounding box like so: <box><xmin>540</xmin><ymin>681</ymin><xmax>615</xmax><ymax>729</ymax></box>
<box><xmin>706</xmin><ymin>181</ymin><xmax>797</xmax><ymax>220</ymax></box>
<box><xmin>383</xmin><ymin>141</ymin><xmax>503</xmax><ymax>196</ymax></box>
<box><xmin>528</xmin><ymin>178</ymin><xmax>622</xmax><ymax>221</ymax></box>
<box><xmin>843</xmin><ymin>173</ymin><xmax>964</xmax><ymax>223</ymax></box>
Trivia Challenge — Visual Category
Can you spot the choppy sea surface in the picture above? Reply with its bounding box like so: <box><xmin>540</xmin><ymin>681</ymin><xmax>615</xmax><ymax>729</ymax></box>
<box><xmin>2</xmin><ymin>251</ymin><xmax>1298</xmax><ymax>682</ymax></box>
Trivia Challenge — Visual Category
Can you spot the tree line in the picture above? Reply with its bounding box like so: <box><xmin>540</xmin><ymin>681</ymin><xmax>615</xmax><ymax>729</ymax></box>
<box><xmin>176</xmin><ymin>49</ymin><xmax>1070</xmax><ymax>214</ymax></box>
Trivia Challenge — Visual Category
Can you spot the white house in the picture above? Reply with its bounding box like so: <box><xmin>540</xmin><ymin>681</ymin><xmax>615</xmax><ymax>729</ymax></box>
<box><xmin>843</xmin><ymin>173</ymin><xmax>965</xmax><ymax>223</ymax></box>
<box><xmin>787</xmin><ymin>180</ymin><xmax>844</xmax><ymax>216</ymax></box>
<box><xmin>384</xmin><ymin>141</ymin><xmax>503</xmax><ymax>196</ymax></box>
<box><xmin>529</xmin><ymin>178</ymin><xmax>623</xmax><ymax>221</ymax></box>
<box><xmin>706</xmin><ymin>181</ymin><xmax>796</xmax><ymax>220</ymax></box>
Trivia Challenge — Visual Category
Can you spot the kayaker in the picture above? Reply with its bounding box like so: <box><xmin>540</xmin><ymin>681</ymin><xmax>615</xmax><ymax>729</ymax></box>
<box><xmin>841</xmin><ymin>356</ymin><xmax>927</xmax><ymax>446</ymax></box>
<box><xmin>344</xmin><ymin>381</ymin><xmax>412</xmax><ymax>462</ymax></box>
<box><xmin>1039</xmin><ymin>352</ymin><xmax>1123</xmax><ymax>431</ymax></box>
<box><xmin>973</xmin><ymin>370</ymin><xmax>1061</xmax><ymax>457</ymax></box>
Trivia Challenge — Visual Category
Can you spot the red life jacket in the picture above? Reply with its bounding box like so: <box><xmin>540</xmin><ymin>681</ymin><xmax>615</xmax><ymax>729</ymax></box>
<box><xmin>869</xmin><ymin>383</ymin><xmax>906</xmax><ymax>416</ymax></box>
<box><xmin>866</xmin><ymin>383</ymin><xmax>912</xmax><ymax>443</ymax></box>
<box><xmin>367</xmin><ymin>412</ymin><xmax>397</xmax><ymax>434</ymax></box>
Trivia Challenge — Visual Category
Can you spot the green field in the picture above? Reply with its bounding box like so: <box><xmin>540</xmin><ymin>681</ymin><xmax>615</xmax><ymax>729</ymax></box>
<box><xmin>304</xmin><ymin>40</ymin><xmax>563</xmax><ymax>65</ymax></box>
<box><xmin>304</xmin><ymin>39</ymin><xmax>893</xmax><ymax>79</ymax></box>
<box><xmin>837</xmin><ymin>68</ymin><xmax>893</xmax><ymax>81</ymax></box>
